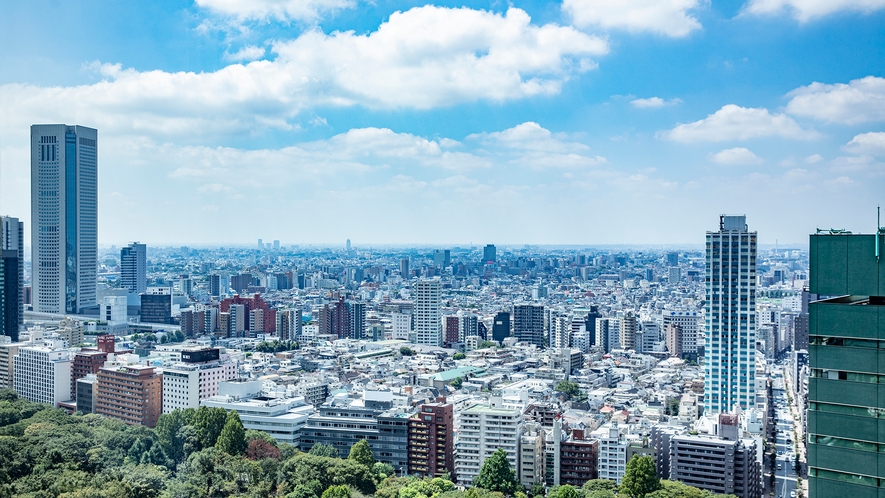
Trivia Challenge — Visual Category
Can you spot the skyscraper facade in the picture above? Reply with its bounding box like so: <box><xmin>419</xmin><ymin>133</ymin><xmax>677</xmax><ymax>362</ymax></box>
<box><xmin>120</xmin><ymin>242</ymin><xmax>147</xmax><ymax>294</ymax></box>
<box><xmin>704</xmin><ymin>215</ymin><xmax>757</xmax><ymax>414</ymax></box>
<box><xmin>513</xmin><ymin>303</ymin><xmax>545</xmax><ymax>346</ymax></box>
<box><xmin>483</xmin><ymin>244</ymin><xmax>496</xmax><ymax>263</ymax></box>
<box><xmin>0</xmin><ymin>216</ymin><xmax>24</xmax><ymax>340</ymax></box>
<box><xmin>414</xmin><ymin>279</ymin><xmax>441</xmax><ymax>345</ymax></box>
<box><xmin>806</xmin><ymin>232</ymin><xmax>885</xmax><ymax>497</ymax></box>
<box><xmin>31</xmin><ymin>124</ymin><xmax>98</xmax><ymax>314</ymax></box>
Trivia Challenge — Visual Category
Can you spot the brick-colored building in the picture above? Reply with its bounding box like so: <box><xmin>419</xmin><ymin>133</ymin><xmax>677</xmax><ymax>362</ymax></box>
<box><xmin>71</xmin><ymin>351</ymin><xmax>108</xmax><ymax>399</ymax></box>
<box><xmin>559</xmin><ymin>429</ymin><xmax>599</xmax><ymax>486</ymax></box>
<box><xmin>408</xmin><ymin>401</ymin><xmax>455</xmax><ymax>479</ymax></box>
<box><xmin>444</xmin><ymin>316</ymin><xmax>459</xmax><ymax>345</ymax></box>
<box><xmin>220</xmin><ymin>294</ymin><xmax>276</xmax><ymax>335</ymax></box>
<box><xmin>95</xmin><ymin>365</ymin><xmax>162</xmax><ymax>427</ymax></box>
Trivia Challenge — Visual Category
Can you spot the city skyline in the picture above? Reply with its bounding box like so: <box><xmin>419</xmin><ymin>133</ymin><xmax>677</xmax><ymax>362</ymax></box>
<box><xmin>1</xmin><ymin>1</ymin><xmax>884</xmax><ymax>246</ymax></box>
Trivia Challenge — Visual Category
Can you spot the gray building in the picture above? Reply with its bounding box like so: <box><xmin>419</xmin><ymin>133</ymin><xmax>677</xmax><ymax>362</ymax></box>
<box><xmin>513</xmin><ymin>303</ymin><xmax>545</xmax><ymax>347</ymax></box>
<box><xmin>668</xmin><ymin>434</ymin><xmax>761</xmax><ymax>498</ymax></box>
<box><xmin>121</xmin><ymin>242</ymin><xmax>147</xmax><ymax>295</ymax></box>
<box><xmin>31</xmin><ymin>124</ymin><xmax>98</xmax><ymax>314</ymax></box>
<box><xmin>0</xmin><ymin>216</ymin><xmax>24</xmax><ymax>339</ymax></box>
<box><xmin>76</xmin><ymin>375</ymin><xmax>97</xmax><ymax>414</ymax></box>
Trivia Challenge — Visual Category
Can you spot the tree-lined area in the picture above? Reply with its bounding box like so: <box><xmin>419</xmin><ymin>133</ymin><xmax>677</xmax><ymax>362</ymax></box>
<box><xmin>0</xmin><ymin>389</ymin><xmax>736</xmax><ymax>498</ymax></box>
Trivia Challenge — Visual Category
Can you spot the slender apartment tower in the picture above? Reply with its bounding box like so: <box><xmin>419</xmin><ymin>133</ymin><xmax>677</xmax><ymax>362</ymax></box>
<box><xmin>414</xmin><ymin>279</ymin><xmax>441</xmax><ymax>346</ymax></box>
<box><xmin>704</xmin><ymin>215</ymin><xmax>757</xmax><ymax>414</ymax></box>
<box><xmin>31</xmin><ymin>125</ymin><xmax>98</xmax><ymax>314</ymax></box>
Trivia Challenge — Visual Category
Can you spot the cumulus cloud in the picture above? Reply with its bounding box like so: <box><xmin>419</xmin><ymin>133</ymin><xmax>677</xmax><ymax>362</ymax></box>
<box><xmin>630</xmin><ymin>97</ymin><xmax>682</xmax><ymax>108</ymax></box>
<box><xmin>804</xmin><ymin>154</ymin><xmax>823</xmax><ymax>163</ymax></box>
<box><xmin>223</xmin><ymin>45</ymin><xmax>266</xmax><ymax>62</ymax></box>
<box><xmin>844</xmin><ymin>132</ymin><xmax>885</xmax><ymax>156</ymax></box>
<box><xmin>660</xmin><ymin>104</ymin><xmax>820</xmax><ymax>142</ymax></box>
<box><xmin>468</xmin><ymin>122</ymin><xmax>606</xmax><ymax>168</ymax></box>
<box><xmin>0</xmin><ymin>7</ymin><xmax>607</xmax><ymax>141</ymax></box>
<box><xmin>742</xmin><ymin>0</ymin><xmax>885</xmax><ymax>22</ymax></box>
<box><xmin>785</xmin><ymin>76</ymin><xmax>885</xmax><ymax>125</ymax></box>
<box><xmin>563</xmin><ymin>0</ymin><xmax>703</xmax><ymax>37</ymax></box>
<box><xmin>710</xmin><ymin>147</ymin><xmax>763</xmax><ymax>164</ymax></box>
<box><xmin>196</xmin><ymin>0</ymin><xmax>354</xmax><ymax>22</ymax></box>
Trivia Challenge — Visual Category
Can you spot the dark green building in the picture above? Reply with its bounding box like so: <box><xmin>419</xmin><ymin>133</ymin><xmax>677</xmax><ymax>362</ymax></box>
<box><xmin>808</xmin><ymin>233</ymin><xmax>885</xmax><ymax>497</ymax></box>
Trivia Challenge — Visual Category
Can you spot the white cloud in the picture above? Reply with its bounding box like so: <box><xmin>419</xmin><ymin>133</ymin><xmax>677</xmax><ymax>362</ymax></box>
<box><xmin>804</xmin><ymin>154</ymin><xmax>823</xmax><ymax>163</ymax></box>
<box><xmin>630</xmin><ymin>97</ymin><xmax>682</xmax><ymax>108</ymax></box>
<box><xmin>785</xmin><ymin>76</ymin><xmax>885</xmax><ymax>124</ymax></box>
<box><xmin>223</xmin><ymin>45</ymin><xmax>266</xmax><ymax>62</ymax></box>
<box><xmin>196</xmin><ymin>0</ymin><xmax>354</xmax><ymax>22</ymax></box>
<box><xmin>660</xmin><ymin>104</ymin><xmax>820</xmax><ymax>142</ymax></box>
<box><xmin>0</xmin><ymin>7</ymin><xmax>606</xmax><ymax>141</ymax></box>
<box><xmin>742</xmin><ymin>0</ymin><xmax>885</xmax><ymax>22</ymax></box>
<box><xmin>710</xmin><ymin>147</ymin><xmax>763</xmax><ymax>164</ymax></box>
<box><xmin>468</xmin><ymin>122</ymin><xmax>606</xmax><ymax>168</ymax></box>
<box><xmin>844</xmin><ymin>132</ymin><xmax>885</xmax><ymax>156</ymax></box>
<box><xmin>563</xmin><ymin>0</ymin><xmax>703</xmax><ymax>37</ymax></box>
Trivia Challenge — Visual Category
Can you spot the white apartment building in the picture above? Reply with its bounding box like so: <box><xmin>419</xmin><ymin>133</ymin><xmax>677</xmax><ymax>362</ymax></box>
<box><xmin>520</xmin><ymin>425</ymin><xmax>545</xmax><ymax>488</ymax></box>
<box><xmin>414</xmin><ymin>280</ymin><xmax>441</xmax><ymax>346</ymax></box>
<box><xmin>662</xmin><ymin>309</ymin><xmax>702</xmax><ymax>356</ymax></box>
<box><xmin>202</xmin><ymin>380</ymin><xmax>315</xmax><ymax>447</ymax></box>
<box><xmin>391</xmin><ymin>312</ymin><xmax>411</xmax><ymax>340</ymax></box>
<box><xmin>591</xmin><ymin>422</ymin><xmax>628</xmax><ymax>484</ymax></box>
<box><xmin>455</xmin><ymin>396</ymin><xmax>523</xmax><ymax>486</ymax></box>
<box><xmin>162</xmin><ymin>348</ymin><xmax>237</xmax><ymax>413</ymax></box>
<box><xmin>13</xmin><ymin>340</ymin><xmax>72</xmax><ymax>406</ymax></box>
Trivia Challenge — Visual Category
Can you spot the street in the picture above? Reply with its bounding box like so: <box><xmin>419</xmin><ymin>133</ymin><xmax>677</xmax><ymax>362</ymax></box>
<box><xmin>769</xmin><ymin>364</ymin><xmax>801</xmax><ymax>498</ymax></box>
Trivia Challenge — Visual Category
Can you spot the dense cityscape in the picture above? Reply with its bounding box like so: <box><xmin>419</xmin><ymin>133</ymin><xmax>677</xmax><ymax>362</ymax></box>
<box><xmin>0</xmin><ymin>124</ymin><xmax>827</xmax><ymax>498</ymax></box>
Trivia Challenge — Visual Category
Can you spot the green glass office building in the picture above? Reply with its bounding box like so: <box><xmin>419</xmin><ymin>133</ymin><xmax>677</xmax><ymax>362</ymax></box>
<box><xmin>808</xmin><ymin>233</ymin><xmax>885</xmax><ymax>497</ymax></box>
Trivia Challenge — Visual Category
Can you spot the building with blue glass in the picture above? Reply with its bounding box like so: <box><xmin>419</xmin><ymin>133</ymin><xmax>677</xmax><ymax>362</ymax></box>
<box><xmin>31</xmin><ymin>124</ymin><xmax>98</xmax><ymax>314</ymax></box>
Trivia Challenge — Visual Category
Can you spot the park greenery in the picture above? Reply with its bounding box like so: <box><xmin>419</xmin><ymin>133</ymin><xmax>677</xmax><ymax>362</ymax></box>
<box><xmin>0</xmin><ymin>388</ymin><xmax>739</xmax><ymax>498</ymax></box>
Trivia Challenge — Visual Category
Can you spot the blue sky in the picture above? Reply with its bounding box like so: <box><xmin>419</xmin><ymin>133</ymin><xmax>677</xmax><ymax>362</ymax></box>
<box><xmin>1</xmin><ymin>0</ymin><xmax>883</xmax><ymax>246</ymax></box>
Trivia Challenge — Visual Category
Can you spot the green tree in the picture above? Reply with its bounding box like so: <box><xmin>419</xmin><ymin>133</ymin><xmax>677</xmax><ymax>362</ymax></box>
<box><xmin>155</xmin><ymin>408</ymin><xmax>191</xmax><ymax>462</ymax></box>
<box><xmin>619</xmin><ymin>455</ymin><xmax>660</xmax><ymax>498</ymax></box>
<box><xmin>585</xmin><ymin>491</ymin><xmax>618</xmax><ymax>498</ymax></box>
<box><xmin>450</xmin><ymin>377</ymin><xmax>463</xmax><ymax>389</ymax></box>
<box><xmin>322</xmin><ymin>485</ymin><xmax>351</xmax><ymax>498</ymax></box>
<box><xmin>645</xmin><ymin>480</ymin><xmax>708</xmax><ymax>498</ymax></box>
<box><xmin>453</xmin><ymin>353</ymin><xmax>466</xmax><ymax>360</ymax></box>
<box><xmin>371</xmin><ymin>462</ymin><xmax>395</xmax><ymax>480</ymax></box>
<box><xmin>400</xmin><ymin>347</ymin><xmax>415</xmax><ymax>356</ymax></box>
<box><xmin>548</xmin><ymin>485</ymin><xmax>580</xmax><ymax>498</ymax></box>
<box><xmin>216</xmin><ymin>411</ymin><xmax>246</xmax><ymax>456</ymax></box>
<box><xmin>529</xmin><ymin>482</ymin><xmax>546</xmax><ymax>497</ymax></box>
<box><xmin>473</xmin><ymin>448</ymin><xmax>519</xmax><ymax>495</ymax></box>
<box><xmin>309</xmin><ymin>443</ymin><xmax>340</xmax><ymax>458</ymax></box>
<box><xmin>191</xmin><ymin>406</ymin><xmax>227</xmax><ymax>449</ymax></box>
<box><xmin>554</xmin><ymin>381</ymin><xmax>581</xmax><ymax>398</ymax></box>
<box><xmin>666</xmin><ymin>398</ymin><xmax>680</xmax><ymax>416</ymax></box>
<box><xmin>582</xmin><ymin>480</ymin><xmax>619</xmax><ymax>493</ymax></box>
<box><xmin>348</xmin><ymin>439</ymin><xmax>375</xmax><ymax>468</ymax></box>
<box><xmin>478</xmin><ymin>340</ymin><xmax>498</xmax><ymax>349</ymax></box>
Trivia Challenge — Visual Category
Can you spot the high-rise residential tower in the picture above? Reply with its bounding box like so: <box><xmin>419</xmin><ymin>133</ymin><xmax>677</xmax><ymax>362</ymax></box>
<box><xmin>31</xmin><ymin>124</ymin><xmax>98</xmax><ymax>314</ymax></box>
<box><xmin>513</xmin><ymin>303</ymin><xmax>545</xmax><ymax>346</ymax></box>
<box><xmin>0</xmin><ymin>217</ymin><xmax>24</xmax><ymax>340</ymax></box>
<box><xmin>120</xmin><ymin>242</ymin><xmax>146</xmax><ymax>294</ymax></box>
<box><xmin>806</xmin><ymin>231</ymin><xmax>885</xmax><ymax>497</ymax></box>
<box><xmin>704</xmin><ymin>215</ymin><xmax>757</xmax><ymax>414</ymax></box>
<box><xmin>414</xmin><ymin>279</ymin><xmax>441</xmax><ymax>345</ymax></box>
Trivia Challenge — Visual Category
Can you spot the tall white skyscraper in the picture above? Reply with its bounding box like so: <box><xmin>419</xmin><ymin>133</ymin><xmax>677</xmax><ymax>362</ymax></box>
<box><xmin>31</xmin><ymin>125</ymin><xmax>98</xmax><ymax>314</ymax></box>
<box><xmin>414</xmin><ymin>279</ymin><xmax>441</xmax><ymax>346</ymax></box>
<box><xmin>704</xmin><ymin>215</ymin><xmax>757</xmax><ymax>414</ymax></box>
<box><xmin>120</xmin><ymin>242</ymin><xmax>147</xmax><ymax>294</ymax></box>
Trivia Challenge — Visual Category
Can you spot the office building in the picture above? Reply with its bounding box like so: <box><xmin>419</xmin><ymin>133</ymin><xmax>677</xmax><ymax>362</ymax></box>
<box><xmin>455</xmin><ymin>396</ymin><xmax>523</xmax><ymax>486</ymax></box>
<box><xmin>806</xmin><ymin>232</ymin><xmax>885</xmax><ymax>496</ymax></box>
<box><xmin>95</xmin><ymin>365</ymin><xmax>162</xmax><ymax>427</ymax></box>
<box><xmin>140</xmin><ymin>287</ymin><xmax>172</xmax><ymax>324</ymax></box>
<box><xmin>31</xmin><ymin>124</ymin><xmax>98</xmax><ymax>314</ymax></box>
<box><xmin>668</xmin><ymin>435</ymin><xmax>760</xmax><ymax>498</ymax></box>
<box><xmin>667</xmin><ymin>251</ymin><xmax>679</xmax><ymax>267</ymax></box>
<box><xmin>704</xmin><ymin>215</ymin><xmax>757</xmax><ymax>415</ymax></box>
<box><xmin>162</xmin><ymin>347</ymin><xmax>237</xmax><ymax>413</ymax></box>
<box><xmin>348</xmin><ymin>301</ymin><xmax>366</xmax><ymax>339</ymax></box>
<box><xmin>492</xmin><ymin>311</ymin><xmax>511</xmax><ymax>343</ymax></box>
<box><xmin>514</xmin><ymin>303</ymin><xmax>545</xmax><ymax>346</ymax></box>
<box><xmin>408</xmin><ymin>401</ymin><xmax>455</xmax><ymax>479</ymax></box>
<box><xmin>1</xmin><ymin>216</ymin><xmax>23</xmax><ymax>340</ymax></box>
<box><xmin>76</xmin><ymin>375</ymin><xmax>97</xmax><ymax>414</ymax></box>
<box><xmin>120</xmin><ymin>242</ymin><xmax>146</xmax><ymax>294</ymax></box>
<box><xmin>101</xmin><ymin>296</ymin><xmax>128</xmax><ymax>324</ymax></box>
<box><xmin>13</xmin><ymin>340</ymin><xmax>73</xmax><ymax>406</ymax></box>
<box><xmin>414</xmin><ymin>279</ymin><xmax>442</xmax><ymax>346</ymax></box>
<box><xmin>433</xmin><ymin>249</ymin><xmax>451</xmax><ymax>268</ymax></box>
<box><xmin>483</xmin><ymin>244</ymin><xmax>496</xmax><ymax>263</ymax></box>
<box><xmin>400</xmin><ymin>258</ymin><xmax>410</xmax><ymax>278</ymax></box>
<box><xmin>209</xmin><ymin>274</ymin><xmax>221</xmax><ymax>297</ymax></box>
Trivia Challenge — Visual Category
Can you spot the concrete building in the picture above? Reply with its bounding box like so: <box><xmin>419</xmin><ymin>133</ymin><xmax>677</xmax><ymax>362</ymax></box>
<box><xmin>591</xmin><ymin>423</ymin><xmax>627</xmax><ymax>484</ymax></box>
<box><xmin>408</xmin><ymin>401</ymin><xmax>455</xmax><ymax>479</ymax></box>
<box><xmin>483</xmin><ymin>244</ymin><xmax>496</xmax><ymax>263</ymax></box>
<box><xmin>704</xmin><ymin>215</ymin><xmax>757</xmax><ymax>415</ymax></box>
<box><xmin>0</xmin><ymin>339</ymin><xmax>25</xmax><ymax>388</ymax></box>
<box><xmin>13</xmin><ymin>340</ymin><xmax>73</xmax><ymax>406</ymax></box>
<box><xmin>559</xmin><ymin>428</ymin><xmax>599</xmax><ymax>487</ymax></box>
<box><xmin>277</xmin><ymin>308</ymin><xmax>302</xmax><ymax>341</ymax></box>
<box><xmin>662</xmin><ymin>309</ymin><xmax>702</xmax><ymax>358</ymax></box>
<box><xmin>120</xmin><ymin>242</ymin><xmax>147</xmax><ymax>295</ymax></box>
<box><xmin>31</xmin><ymin>124</ymin><xmax>98</xmax><ymax>314</ymax></box>
<box><xmin>71</xmin><ymin>350</ymin><xmax>109</xmax><ymax>398</ymax></box>
<box><xmin>806</xmin><ymin>232</ymin><xmax>885</xmax><ymax>497</ymax></box>
<box><xmin>76</xmin><ymin>374</ymin><xmax>97</xmax><ymax>414</ymax></box>
<box><xmin>415</xmin><ymin>279</ymin><xmax>442</xmax><ymax>346</ymax></box>
<box><xmin>619</xmin><ymin>311</ymin><xmax>637</xmax><ymax>351</ymax></box>
<box><xmin>0</xmin><ymin>216</ymin><xmax>24</xmax><ymax>340</ymax></box>
<box><xmin>492</xmin><ymin>311</ymin><xmax>511</xmax><ymax>343</ymax></box>
<box><xmin>455</xmin><ymin>396</ymin><xmax>523</xmax><ymax>485</ymax></box>
<box><xmin>140</xmin><ymin>287</ymin><xmax>172</xmax><ymax>324</ymax></box>
<box><xmin>513</xmin><ymin>303</ymin><xmax>545</xmax><ymax>347</ymax></box>
<box><xmin>96</xmin><ymin>364</ymin><xmax>162</xmax><ymax>427</ymax></box>
<box><xmin>668</xmin><ymin>435</ymin><xmax>761</xmax><ymax>498</ymax></box>
<box><xmin>520</xmin><ymin>425</ymin><xmax>546</xmax><ymax>488</ymax></box>
<box><xmin>101</xmin><ymin>296</ymin><xmax>128</xmax><ymax>325</ymax></box>
<box><xmin>161</xmin><ymin>347</ymin><xmax>237</xmax><ymax>413</ymax></box>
